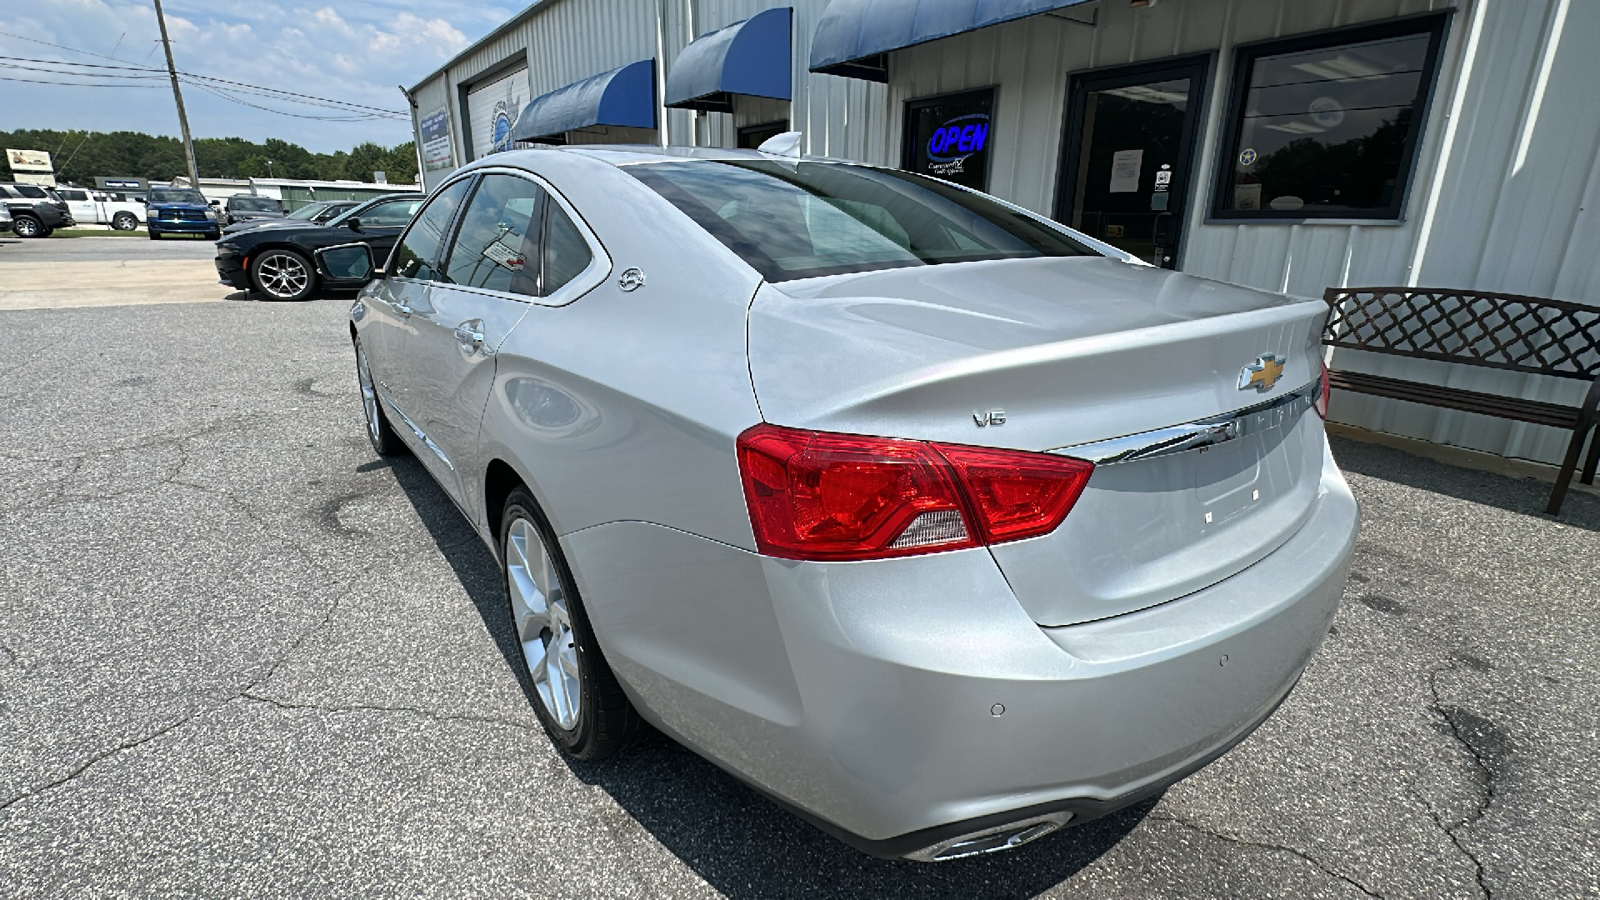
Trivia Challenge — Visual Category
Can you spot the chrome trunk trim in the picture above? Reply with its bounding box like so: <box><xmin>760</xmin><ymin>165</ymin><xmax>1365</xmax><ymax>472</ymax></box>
<box><xmin>1054</xmin><ymin>379</ymin><xmax>1319</xmax><ymax>465</ymax></box>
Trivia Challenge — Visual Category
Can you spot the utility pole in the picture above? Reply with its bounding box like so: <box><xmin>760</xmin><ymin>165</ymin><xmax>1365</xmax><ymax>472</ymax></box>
<box><xmin>152</xmin><ymin>0</ymin><xmax>201</xmax><ymax>190</ymax></box>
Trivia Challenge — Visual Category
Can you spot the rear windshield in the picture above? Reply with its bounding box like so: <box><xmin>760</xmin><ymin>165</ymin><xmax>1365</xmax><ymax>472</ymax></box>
<box><xmin>628</xmin><ymin>160</ymin><xmax>1096</xmax><ymax>281</ymax></box>
<box><xmin>230</xmin><ymin>196</ymin><xmax>279</xmax><ymax>212</ymax></box>
<box><xmin>148</xmin><ymin>188</ymin><xmax>206</xmax><ymax>204</ymax></box>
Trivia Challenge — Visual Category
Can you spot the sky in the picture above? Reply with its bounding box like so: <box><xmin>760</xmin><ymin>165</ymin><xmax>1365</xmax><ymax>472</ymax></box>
<box><xmin>0</xmin><ymin>0</ymin><xmax>519</xmax><ymax>152</ymax></box>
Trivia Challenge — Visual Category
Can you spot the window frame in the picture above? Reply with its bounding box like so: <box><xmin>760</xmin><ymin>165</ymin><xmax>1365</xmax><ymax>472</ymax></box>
<box><xmin>383</xmin><ymin>175</ymin><xmax>476</xmax><ymax>282</ymax></box>
<box><xmin>420</xmin><ymin>166</ymin><xmax>611</xmax><ymax>308</ymax></box>
<box><xmin>1208</xmin><ymin>12</ymin><xmax>1451</xmax><ymax>223</ymax></box>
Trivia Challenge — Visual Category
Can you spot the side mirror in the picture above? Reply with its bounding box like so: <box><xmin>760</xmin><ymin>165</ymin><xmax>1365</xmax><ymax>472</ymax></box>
<box><xmin>314</xmin><ymin>242</ymin><xmax>377</xmax><ymax>286</ymax></box>
<box><xmin>345</xmin><ymin>217</ymin><xmax>363</xmax><ymax>233</ymax></box>
<box><xmin>209</xmin><ymin>199</ymin><xmax>220</xmax><ymax>207</ymax></box>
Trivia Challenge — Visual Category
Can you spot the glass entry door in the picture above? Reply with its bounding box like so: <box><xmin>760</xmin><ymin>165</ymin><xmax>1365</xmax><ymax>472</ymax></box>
<box><xmin>1056</xmin><ymin>57</ymin><xmax>1208</xmax><ymax>268</ymax></box>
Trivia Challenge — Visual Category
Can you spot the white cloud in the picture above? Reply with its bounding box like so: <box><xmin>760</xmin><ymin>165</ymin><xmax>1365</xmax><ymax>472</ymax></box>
<box><xmin>0</xmin><ymin>0</ymin><xmax>515</xmax><ymax>152</ymax></box>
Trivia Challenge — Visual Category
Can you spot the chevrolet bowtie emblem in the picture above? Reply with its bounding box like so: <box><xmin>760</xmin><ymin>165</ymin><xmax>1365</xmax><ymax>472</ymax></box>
<box><xmin>1239</xmin><ymin>354</ymin><xmax>1285</xmax><ymax>392</ymax></box>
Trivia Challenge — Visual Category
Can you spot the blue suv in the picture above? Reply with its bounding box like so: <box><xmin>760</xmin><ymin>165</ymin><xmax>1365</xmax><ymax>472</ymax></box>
<box><xmin>145</xmin><ymin>186</ymin><xmax>221</xmax><ymax>240</ymax></box>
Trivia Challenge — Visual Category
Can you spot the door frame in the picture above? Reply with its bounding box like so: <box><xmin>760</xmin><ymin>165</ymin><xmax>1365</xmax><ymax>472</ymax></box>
<box><xmin>1053</xmin><ymin>54</ymin><xmax>1213</xmax><ymax>269</ymax></box>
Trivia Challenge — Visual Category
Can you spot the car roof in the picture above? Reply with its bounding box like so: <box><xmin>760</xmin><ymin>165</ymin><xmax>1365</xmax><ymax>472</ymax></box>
<box><xmin>471</xmin><ymin>144</ymin><xmax>846</xmax><ymax>171</ymax></box>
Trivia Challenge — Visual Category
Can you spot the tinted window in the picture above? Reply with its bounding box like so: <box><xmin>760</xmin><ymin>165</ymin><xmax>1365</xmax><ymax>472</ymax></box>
<box><xmin>16</xmin><ymin>185</ymin><xmax>47</xmax><ymax>199</ymax></box>
<box><xmin>230</xmin><ymin>196</ymin><xmax>279</xmax><ymax>212</ymax></box>
<box><xmin>630</xmin><ymin>160</ymin><xmax>1093</xmax><ymax>281</ymax></box>
<box><xmin>1215</xmin><ymin>17</ymin><xmax>1446</xmax><ymax>219</ymax></box>
<box><xmin>285</xmin><ymin>203</ymin><xmax>326</xmax><ymax>221</ymax></box>
<box><xmin>390</xmin><ymin>181</ymin><xmax>471</xmax><ymax>281</ymax></box>
<box><xmin>360</xmin><ymin>198</ymin><xmax>424</xmax><ymax>227</ymax></box>
<box><xmin>541</xmin><ymin>201</ymin><xmax>593</xmax><ymax>295</ymax></box>
<box><xmin>148</xmin><ymin>188</ymin><xmax>206</xmax><ymax>204</ymax></box>
<box><xmin>61</xmin><ymin>189</ymin><xmax>88</xmax><ymax>201</ymax></box>
<box><xmin>444</xmin><ymin>174</ymin><xmax>543</xmax><ymax>296</ymax></box>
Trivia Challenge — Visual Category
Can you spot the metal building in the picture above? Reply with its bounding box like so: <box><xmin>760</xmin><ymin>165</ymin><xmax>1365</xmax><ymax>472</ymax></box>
<box><xmin>407</xmin><ymin>0</ymin><xmax>1600</xmax><ymax>466</ymax></box>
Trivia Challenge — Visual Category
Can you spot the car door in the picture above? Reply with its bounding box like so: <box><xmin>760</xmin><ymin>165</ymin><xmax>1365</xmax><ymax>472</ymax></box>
<box><xmin>349</xmin><ymin>197</ymin><xmax>425</xmax><ymax>260</ymax></box>
<box><xmin>60</xmin><ymin>189</ymin><xmax>95</xmax><ymax>223</ymax></box>
<box><xmin>359</xmin><ymin>178</ymin><xmax>473</xmax><ymax>481</ymax></box>
<box><xmin>401</xmin><ymin>171</ymin><xmax>564</xmax><ymax>504</ymax></box>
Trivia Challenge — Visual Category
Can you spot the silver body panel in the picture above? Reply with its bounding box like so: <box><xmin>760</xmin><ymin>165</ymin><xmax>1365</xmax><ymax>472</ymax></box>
<box><xmin>352</xmin><ymin>144</ymin><xmax>1359</xmax><ymax>854</ymax></box>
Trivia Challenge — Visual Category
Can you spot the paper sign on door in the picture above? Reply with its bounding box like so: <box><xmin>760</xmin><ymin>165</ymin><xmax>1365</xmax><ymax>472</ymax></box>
<box><xmin>1109</xmin><ymin>149</ymin><xmax>1143</xmax><ymax>193</ymax></box>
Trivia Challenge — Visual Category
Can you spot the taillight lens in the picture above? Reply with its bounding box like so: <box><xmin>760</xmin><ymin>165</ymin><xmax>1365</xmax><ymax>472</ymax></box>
<box><xmin>736</xmin><ymin>424</ymin><xmax>1093</xmax><ymax>561</ymax></box>
<box><xmin>1315</xmin><ymin>360</ymin><xmax>1330</xmax><ymax>419</ymax></box>
<box><xmin>933</xmin><ymin>444</ymin><xmax>1094</xmax><ymax>544</ymax></box>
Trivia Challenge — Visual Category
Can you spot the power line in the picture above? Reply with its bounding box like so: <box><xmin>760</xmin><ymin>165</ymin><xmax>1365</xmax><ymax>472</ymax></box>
<box><xmin>0</xmin><ymin>73</ymin><xmax>165</xmax><ymax>88</ymax></box>
<box><xmin>0</xmin><ymin>51</ymin><xmax>409</xmax><ymax>116</ymax></box>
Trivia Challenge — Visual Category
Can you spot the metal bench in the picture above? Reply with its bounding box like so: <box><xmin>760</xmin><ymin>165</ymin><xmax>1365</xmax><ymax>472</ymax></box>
<box><xmin>1322</xmin><ymin>286</ymin><xmax>1600</xmax><ymax>515</ymax></box>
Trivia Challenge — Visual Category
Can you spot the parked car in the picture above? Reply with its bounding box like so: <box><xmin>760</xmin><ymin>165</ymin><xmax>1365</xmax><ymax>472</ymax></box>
<box><xmin>145</xmin><ymin>187</ymin><xmax>220</xmax><ymax>240</ymax></box>
<box><xmin>0</xmin><ymin>205</ymin><xmax>11</xmax><ymax>234</ymax></box>
<box><xmin>223</xmin><ymin>193</ymin><xmax>284</xmax><ymax>227</ymax></box>
<box><xmin>213</xmin><ymin>192</ymin><xmax>423</xmax><ymax>300</ymax></box>
<box><xmin>0</xmin><ymin>182</ymin><xmax>75</xmax><ymax>237</ymax></box>
<box><xmin>220</xmin><ymin>199</ymin><xmax>358</xmax><ymax>235</ymax></box>
<box><xmin>338</xmin><ymin>143</ymin><xmax>1360</xmax><ymax>862</ymax></box>
<box><xmin>56</xmin><ymin>185</ymin><xmax>144</xmax><ymax>231</ymax></box>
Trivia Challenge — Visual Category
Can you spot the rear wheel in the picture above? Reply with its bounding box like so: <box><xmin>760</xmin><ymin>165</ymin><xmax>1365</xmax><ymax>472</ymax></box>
<box><xmin>501</xmin><ymin>489</ymin><xmax>639</xmax><ymax>760</ymax></box>
<box><xmin>352</xmin><ymin>334</ymin><xmax>402</xmax><ymax>456</ymax></box>
<box><xmin>250</xmin><ymin>248</ymin><xmax>315</xmax><ymax>301</ymax></box>
<box><xmin>12</xmin><ymin>215</ymin><xmax>42</xmax><ymax>238</ymax></box>
<box><xmin>112</xmin><ymin>212</ymin><xmax>138</xmax><ymax>231</ymax></box>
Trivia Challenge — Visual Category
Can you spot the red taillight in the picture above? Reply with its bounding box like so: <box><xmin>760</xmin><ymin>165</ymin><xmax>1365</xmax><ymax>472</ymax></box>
<box><xmin>736</xmin><ymin>424</ymin><xmax>1093</xmax><ymax>561</ymax></box>
<box><xmin>1315</xmin><ymin>360</ymin><xmax>1330</xmax><ymax>419</ymax></box>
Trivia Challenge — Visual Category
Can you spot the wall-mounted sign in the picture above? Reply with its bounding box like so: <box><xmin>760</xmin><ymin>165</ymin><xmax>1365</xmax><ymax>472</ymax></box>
<box><xmin>6</xmin><ymin>149</ymin><xmax>52</xmax><ymax>171</ymax></box>
<box><xmin>904</xmin><ymin>88</ymin><xmax>994</xmax><ymax>191</ymax></box>
<box><xmin>467</xmin><ymin>65</ymin><xmax>528</xmax><ymax>159</ymax></box>
<box><xmin>420</xmin><ymin>108</ymin><xmax>455</xmax><ymax>172</ymax></box>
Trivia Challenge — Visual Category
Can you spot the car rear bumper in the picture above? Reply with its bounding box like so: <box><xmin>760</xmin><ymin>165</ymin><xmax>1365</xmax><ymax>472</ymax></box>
<box><xmin>569</xmin><ymin>438</ymin><xmax>1358</xmax><ymax>858</ymax></box>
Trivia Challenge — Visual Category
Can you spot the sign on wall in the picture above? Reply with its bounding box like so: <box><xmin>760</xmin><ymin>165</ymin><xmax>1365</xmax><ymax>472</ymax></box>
<box><xmin>420</xmin><ymin>108</ymin><xmax>455</xmax><ymax>172</ymax></box>
<box><xmin>6</xmin><ymin>149</ymin><xmax>53</xmax><ymax>172</ymax></box>
<box><xmin>903</xmin><ymin>89</ymin><xmax>994</xmax><ymax>191</ymax></box>
<box><xmin>467</xmin><ymin>66</ymin><xmax>529</xmax><ymax>160</ymax></box>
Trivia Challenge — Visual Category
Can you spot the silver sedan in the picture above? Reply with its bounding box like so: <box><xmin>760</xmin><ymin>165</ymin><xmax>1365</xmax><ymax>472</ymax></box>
<box><xmin>335</xmin><ymin>140</ymin><xmax>1359</xmax><ymax>862</ymax></box>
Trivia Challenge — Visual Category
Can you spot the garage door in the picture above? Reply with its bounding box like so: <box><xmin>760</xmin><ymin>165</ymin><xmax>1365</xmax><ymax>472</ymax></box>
<box><xmin>467</xmin><ymin>66</ymin><xmax>529</xmax><ymax>160</ymax></box>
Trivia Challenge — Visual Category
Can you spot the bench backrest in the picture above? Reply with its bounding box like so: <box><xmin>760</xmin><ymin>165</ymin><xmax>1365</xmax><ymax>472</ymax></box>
<box><xmin>1323</xmin><ymin>287</ymin><xmax>1600</xmax><ymax>382</ymax></box>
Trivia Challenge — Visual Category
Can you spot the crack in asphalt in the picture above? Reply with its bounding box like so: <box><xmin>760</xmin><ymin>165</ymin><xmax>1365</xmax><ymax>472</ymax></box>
<box><xmin>236</xmin><ymin>692</ymin><xmax>539</xmax><ymax>732</ymax></box>
<box><xmin>1420</xmin><ymin>660</ymin><xmax>1498</xmax><ymax>899</ymax></box>
<box><xmin>1151</xmin><ymin>812</ymin><xmax>1384</xmax><ymax>898</ymax></box>
<box><xmin>0</xmin><ymin>707</ymin><xmax>209</xmax><ymax>814</ymax></box>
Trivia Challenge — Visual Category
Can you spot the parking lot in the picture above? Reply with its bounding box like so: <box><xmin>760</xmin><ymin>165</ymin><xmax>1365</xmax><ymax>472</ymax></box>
<box><xmin>1</xmin><ymin>235</ymin><xmax>1598</xmax><ymax>898</ymax></box>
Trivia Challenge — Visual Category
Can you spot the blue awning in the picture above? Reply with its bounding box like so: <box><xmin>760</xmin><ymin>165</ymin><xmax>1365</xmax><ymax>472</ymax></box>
<box><xmin>665</xmin><ymin>8</ymin><xmax>793</xmax><ymax>113</ymax></box>
<box><xmin>511</xmin><ymin>59</ymin><xmax>657</xmax><ymax>142</ymax></box>
<box><xmin>810</xmin><ymin>0</ymin><xmax>1094</xmax><ymax>81</ymax></box>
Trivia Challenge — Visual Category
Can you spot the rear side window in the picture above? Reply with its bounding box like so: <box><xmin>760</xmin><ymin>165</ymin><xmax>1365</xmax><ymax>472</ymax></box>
<box><xmin>361</xmin><ymin>198</ymin><xmax>423</xmax><ymax>227</ymax></box>
<box><xmin>16</xmin><ymin>185</ymin><xmax>46</xmax><ymax>199</ymax></box>
<box><xmin>541</xmin><ymin>202</ymin><xmax>593</xmax><ymax>295</ymax></box>
<box><xmin>629</xmin><ymin>160</ymin><xmax>1094</xmax><ymax>281</ymax></box>
<box><xmin>444</xmin><ymin>174</ymin><xmax>543</xmax><ymax>296</ymax></box>
<box><xmin>390</xmin><ymin>181</ymin><xmax>472</xmax><ymax>281</ymax></box>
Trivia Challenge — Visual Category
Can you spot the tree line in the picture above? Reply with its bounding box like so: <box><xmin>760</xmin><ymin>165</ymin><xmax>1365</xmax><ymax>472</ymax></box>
<box><xmin>0</xmin><ymin>129</ymin><xmax>418</xmax><ymax>187</ymax></box>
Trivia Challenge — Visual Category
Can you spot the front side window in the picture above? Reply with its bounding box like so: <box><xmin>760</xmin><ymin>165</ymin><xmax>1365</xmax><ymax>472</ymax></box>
<box><xmin>61</xmin><ymin>190</ymin><xmax>88</xmax><ymax>201</ymax></box>
<box><xmin>443</xmin><ymin>174</ymin><xmax>543</xmax><ymax>296</ymax></box>
<box><xmin>630</xmin><ymin>160</ymin><xmax>1093</xmax><ymax>281</ymax></box>
<box><xmin>1214</xmin><ymin>15</ymin><xmax>1448</xmax><ymax>219</ymax></box>
<box><xmin>390</xmin><ymin>181</ymin><xmax>472</xmax><ymax>281</ymax></box>
<box><xmin>360</xmin><ymin>198</ymin><xmax>424</xmax><ymax>227</ymax></box>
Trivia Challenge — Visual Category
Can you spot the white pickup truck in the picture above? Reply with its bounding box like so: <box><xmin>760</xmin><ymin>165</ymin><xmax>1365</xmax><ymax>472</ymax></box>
<box><xmin>56</xmin><ymin>186</ymin><xmax>147</xmax><ymax>231</ymax></box>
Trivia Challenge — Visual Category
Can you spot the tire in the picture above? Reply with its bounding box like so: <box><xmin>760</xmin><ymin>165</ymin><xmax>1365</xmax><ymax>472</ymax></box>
<box><xmin>38</xmin><ymin>227</ymin><xmax>53</xmax><ymax>239</ymax></box>
<box><xmin>12</xmin><ymin>215</ymin><xmax>42</xmax><ymax>238</ymax></box>
<box><xmin>501</xmin><ymin>488</ymin><xmax>639</xmax><ymax>760</ymax></box>
<box><xmin>148</xmin><ymin>229</ymin><xmax>161</xmax><ymax>241</ymax></box>
<box><xmin>249</xmin><ymin>248</ymin><xmax>315</xmax><ymax>301</ymax></box>
<box><xmin>352</xmin><ymin>334</ymin><xmax>403</xmax><ymax>456</ymax></box>
<box><xmin>205</xmin><ymin>230</ymin><xmax>221</xmax><ymax>241</ymax></box>
<box><xmin>112</xmin><ymin>212</ymin><xmax>138</xmax><ymax>231</ymax></box>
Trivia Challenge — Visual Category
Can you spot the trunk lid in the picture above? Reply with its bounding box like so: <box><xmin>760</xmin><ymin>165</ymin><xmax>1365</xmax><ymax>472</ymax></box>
<box><xmin>746</xmin><ymin>256</ymin><xmax>1330</xmax><ymax>626</ymax></box>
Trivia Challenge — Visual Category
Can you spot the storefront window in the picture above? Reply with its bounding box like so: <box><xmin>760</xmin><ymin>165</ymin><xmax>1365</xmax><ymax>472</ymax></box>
<box><xmin>903</xmin><ymin>89</ymin><xmax>995</xmax><ymax>191</ymax></box>
<box><xmin>1213</xmin><ymin>15</ymin><xmax>1448</xmax><ymax>220</ymax></box>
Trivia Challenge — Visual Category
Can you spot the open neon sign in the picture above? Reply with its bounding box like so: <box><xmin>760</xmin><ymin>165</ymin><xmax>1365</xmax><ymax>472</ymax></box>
<box><xmin>927</xmin><ymin>114</ymin><xmax>990</xmax><ymax>160</ymax></box>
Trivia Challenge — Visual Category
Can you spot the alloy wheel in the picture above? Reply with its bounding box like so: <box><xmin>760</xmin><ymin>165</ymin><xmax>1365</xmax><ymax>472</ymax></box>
<box><xmin>506</xmin><ymin>516</ymin><xmax>582</xmax><ymax>730</ymax></box>
<box><xmin>112</xmin><ymin>212</ymin><xmax>138</xmax><ymax>231</ymax></box>
<box><xmin>13</xmin><ymin>216</ymin><xmax>40</xmax><ymax>237</ymax></box>
<box><xmin>256</xmin><ymin>251</ymin><xmax>310</xmax><ymax>300</ymax></box>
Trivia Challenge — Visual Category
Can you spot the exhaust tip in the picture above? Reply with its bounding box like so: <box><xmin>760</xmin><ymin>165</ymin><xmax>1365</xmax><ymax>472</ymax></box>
<box><xmin>904</xmin><ymin>812</ymin><xmax>1073</xmax><ymax>863</ymax></box>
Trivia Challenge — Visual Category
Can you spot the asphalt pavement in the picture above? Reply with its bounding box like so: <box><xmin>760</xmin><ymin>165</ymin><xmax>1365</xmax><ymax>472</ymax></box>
<box><xmin>1</xmin><ymin>244</ymin><xmax>1597</xmax><ymax>898</ymax></box>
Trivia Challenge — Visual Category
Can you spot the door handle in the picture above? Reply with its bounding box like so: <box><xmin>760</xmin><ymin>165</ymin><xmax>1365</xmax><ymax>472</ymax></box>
<box><xmin>454</xmin><ymin>321</ymin><xmax>485</xmax><ymax>349</ymax></box>
<box><xmin>392</xmin><ymin>302</ymin><xmax>412</xmax><ymax>317</ymax></box>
